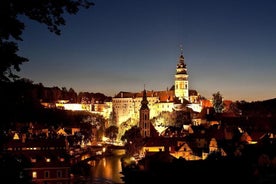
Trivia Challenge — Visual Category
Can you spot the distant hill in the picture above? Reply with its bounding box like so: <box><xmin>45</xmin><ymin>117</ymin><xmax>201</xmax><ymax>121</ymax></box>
<box><xmin>0</xmin><ymin>79</ymin><xmax>111</xmax><ymax>129</ymax></box>
<box><xmin>236</xmin><ymin>98</ymin><xmax>276</xmax><ymax>117</ymax></box>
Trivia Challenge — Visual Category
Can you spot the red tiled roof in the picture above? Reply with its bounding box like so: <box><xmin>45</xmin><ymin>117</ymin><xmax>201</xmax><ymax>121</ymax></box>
<box><xmin>249</xmin><ymin>131</ymin><xmax>267</xmax><ymax>141</ymax></box>
<box><xmin>201</xmin><ymin>99</ymin><xmax>213</xmax><ymax>108</ymax></box>
<box><xmin>189</xmin><ymin>89</ymin><xmax>198</xmax><ymax>96</ymax></box>
<box><xmin>114</xmin><ymin>90</ymin><xmax>175</xmax><ymax>102</ymax></box>
<box><xmin>114</xmin><ymin>89</ymin><xmax>198</xmax><ymax>102</ymax></box>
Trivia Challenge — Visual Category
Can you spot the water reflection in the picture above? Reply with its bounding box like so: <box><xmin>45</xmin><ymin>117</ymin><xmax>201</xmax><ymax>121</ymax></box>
<box><xmin>90</xmin><ymin>155</ymin><xmax>124</xmax><ymax>183</ymax></box>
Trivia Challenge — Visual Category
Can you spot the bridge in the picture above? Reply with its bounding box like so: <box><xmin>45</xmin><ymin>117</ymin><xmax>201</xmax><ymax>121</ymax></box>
<box><xmin>71</xmin><ymin>144</ymin><xmax>125</xmax><ymax>165</ymax></box>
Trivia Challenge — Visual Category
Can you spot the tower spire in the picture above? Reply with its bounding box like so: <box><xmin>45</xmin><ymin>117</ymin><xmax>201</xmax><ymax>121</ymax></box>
<box><xmin>180</xmin><ymin>44</ymin><xmax>183</xmax><ymax>55</ymax></box>
<box><xmin>141</xmin><ymin>86</ymin><xmax>149</xmax><ymax>108</ymax></box>
<box><xmin>175</xmin><ymin>44</ymin><xmax>189</xmax><ymax>102</ymax></box>
<box><xmin>140</xmin><ymin>86</ymin><xmax>150</xmax><ymax>137</ymax></box>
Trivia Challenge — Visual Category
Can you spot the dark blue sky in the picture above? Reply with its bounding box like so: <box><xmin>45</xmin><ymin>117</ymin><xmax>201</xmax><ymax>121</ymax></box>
<box><xmin>18</xmin><ymin>0</ymin><xmax>276</xmax><ymax>101</ymax></box>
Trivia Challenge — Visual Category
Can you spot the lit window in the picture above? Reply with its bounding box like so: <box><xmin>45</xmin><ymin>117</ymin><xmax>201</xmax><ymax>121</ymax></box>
<box><xmin>32</xmin><ymin>171</ymin><xmax>37</xmax><ymax>178</ymax></box>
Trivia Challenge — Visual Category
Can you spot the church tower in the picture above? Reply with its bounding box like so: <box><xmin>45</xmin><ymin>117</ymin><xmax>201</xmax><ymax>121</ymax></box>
<box><xmin>174</xmin><ymin>48</ymin><xmax>189</xmax><ymax>102</ymax></box>
<box><xmin>139</xmin><ymin>88</ymin><xmax>150</xmax><ymax>137</ymax></box>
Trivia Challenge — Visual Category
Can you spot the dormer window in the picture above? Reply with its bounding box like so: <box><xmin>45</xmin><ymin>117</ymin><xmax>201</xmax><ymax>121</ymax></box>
<box><xmin>31</xmin><ymin>157</ymin><xmax>36</xmax><ymax>163</ymax></box>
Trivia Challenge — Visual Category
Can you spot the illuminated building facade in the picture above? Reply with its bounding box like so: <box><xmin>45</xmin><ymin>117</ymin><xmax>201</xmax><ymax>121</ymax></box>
<box><xmin>112</xmin><ymin>90</ymin><xmax>175</xmax><ymax>127</ymax></box>
<box><xmin>174</xmin><ymin>51</ymin><xmax>189</xmax><ymax>102</ymax></box>
<box><xmin>2</xmin><ymin>136</ymin><xmax>71</xmax><ymax>183</ymax></box>
<box><xmin>112</xmin><ymin>52</ymin><xmax>202</xmax><ymax>127</ymax></box>
<box><xmin>42</xmin><ymin>52</ymin><xmax>202</xmax><ymax>127</ymax></box>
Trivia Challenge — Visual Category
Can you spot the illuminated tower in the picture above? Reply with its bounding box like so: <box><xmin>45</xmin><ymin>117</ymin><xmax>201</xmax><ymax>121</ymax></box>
<box><xmin>174</xmin><ymin>48</ymin><xmax>189</xmax><ymax>102</ymax></box>
<box><xmin>139</xmin><ymin>87</ymin><xmax>150</xmax><ymax>137</ymax></box>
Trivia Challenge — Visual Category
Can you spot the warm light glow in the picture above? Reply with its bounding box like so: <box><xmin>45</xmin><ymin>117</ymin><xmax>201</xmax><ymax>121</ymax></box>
<box><xmin>143</xmin><ymin>146</ymin><xmax>164</xmax><ymax>153</ymax></box>
<box><xmin>103</xmin><ymin>158</ymin><xmax>106</xmax><ymax>167</ymax></box>
<box><xmin>57</xmin><ymin>100</ymin><xmax>69</xmax><ymax>104</ymax></box>
<box><xmin>186</xmin><ymin>103</ymin><xmax>202</xmax><ymax>112</ymax></box>
<box><xmin>93</xmin><ymin>157</ymin><xmax>124</xmax><ymax>182</ymax></box>
<box><xmin>56</xmin><ymin>103</ymin><xmax>91</xmax><ymax>111</ymax></box>
<box><xmin>32</xmin><ymin>171</ymin><xmax>37</xmax><ymax>178</ymax></box>
<box><xmin>13</xmin><ymin>133</ymin><xmax>20</xmax><ymax>140</ymax></box>
<box><xmin>81</xmin><ymin>154</ymin><xmax>90</xmax><ymax>160</ymax></box>
<box><xmin>102</xmin><ymin>136</ymin><xmax>109</xmax><ymax>142</ymax></box>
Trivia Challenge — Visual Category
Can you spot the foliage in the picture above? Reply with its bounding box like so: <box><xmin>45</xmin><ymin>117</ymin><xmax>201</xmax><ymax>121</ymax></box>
<box><xmin>0</xmin><ymin>79</ymin><xmax>111</xmax><ymax>129</ymax></box>
<box><xmin>118</xmin><ymin>118</ymin><xmax>138</xmax><ymax>141</ymax></box>
<box><xmin>105</xmin><ymin>125</ymin><xmax>119</xmax><ymax>141</ymax></box>
<box><xmin>212</xmin><ymin>91</ymin><xmax>224</xmax><ymax>113</ymax></box>
<box><xmin>121</xmin><ymin>126</ymin><xmax>144</xmax><ymax>156</ymax></box>
<box><xmin>151</xmin><ymin>111</ymin><xmax>176</xmax><ymax>128</ymax></box>
<box><xmin>151</xmin><ymin>111</ymin><xmax>191</xmax><ymax>131</ymax></box>
<box><xmin>236</xmin><ymin>98</ymin><xmax>276</xmax><ymax>117</ymax></box>
<box><xmin>78</xmin><ymin>92</ymin><xmax>112</xmax><ymax>104</ymax></box>
<box><xmin>80</xmin><ymin>112</ymin><xmax>106</xmax><ymax>142</ymax></box>
<box><xmin>0</xmin><ymin>154</ymin><xmax>31</xmax><ymax>183</ymax></box>
<box><xmin>0</xmin><ymin>0</ymin><xmax>94</xmax><ymax>81</ymax></box>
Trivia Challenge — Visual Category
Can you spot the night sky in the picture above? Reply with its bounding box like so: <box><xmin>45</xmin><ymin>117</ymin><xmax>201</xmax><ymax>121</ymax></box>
<box><xmin>18</xmin><ymin>0</ymin><xmax>276</xmax><ymax>102</ymax></box>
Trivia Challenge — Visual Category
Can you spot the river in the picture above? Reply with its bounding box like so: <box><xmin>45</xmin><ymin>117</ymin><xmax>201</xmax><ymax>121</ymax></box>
<box><xmin>89</xmin><ymin>154</ymin><xmax>125</xmax><ymax>184</ymax></box>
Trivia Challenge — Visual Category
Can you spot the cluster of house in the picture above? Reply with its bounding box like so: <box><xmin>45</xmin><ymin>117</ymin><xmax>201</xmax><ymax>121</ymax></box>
<box><xmin>2</xmin><ymin>51</ymin><xmax>276</xmax><ymax>183</ymax></box>
<box><xmin>121</xmin><ymin>121</ymin><xmax>276</xmax><ymax>183</ymax></box>
<box><xmin>2</xmin><ymin>116</ymin><xmax>276</xmax><ymax>183</ymax></box>
<box><xmin>42</xmin><ymin>52</ymin><xmax>208</xmax><ymax>128</ymax></box>
<box><xmin>1</xmin><ymin>134</ymin><xmax>72</xmax><ymax>183</ymax></box>
<box><xmin>0</xmin><ymin>124</ymin><xmax>99</xmax><ymax>184</ymax></box>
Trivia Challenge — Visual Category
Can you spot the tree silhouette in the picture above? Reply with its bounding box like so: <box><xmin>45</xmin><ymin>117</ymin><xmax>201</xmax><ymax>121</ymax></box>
<box><xmin>121</xmin><ymin>126</ymin><xmax>144</xmax><ymax>156</ymax></box>
<box><xmin>0</xmin><ymin>0</ymin><xmax>94</xmax><ymax>81</ymax></box>
<box><xmin>105</xmin><ymin>125</ymin><xmax>119</xmax><ymax>141</ymax></box>
<box><xmin>212</xmin><ymin>91</ymin><xmax>224</xmax><ymax>113</ymax></box>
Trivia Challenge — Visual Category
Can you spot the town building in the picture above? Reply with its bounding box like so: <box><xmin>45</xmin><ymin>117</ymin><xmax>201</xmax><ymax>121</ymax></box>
<box><xmin>139</xmin><ymin>88</ymin><xmax>151</xmax><ymax>137</ymax></box>
<box><xmin>41</xmin><ymin>51</ymin><xmax>205</xmax><ymax>127</ymax></box>
<box><xmin>2</xmin><ymin>135</ymin><xmax>72</xmax><ymax>184</ymax></box>
<box><xmin>112</xmin><ymin>51</ymin><xmax>202</xmax><ymax>126</ymax></box>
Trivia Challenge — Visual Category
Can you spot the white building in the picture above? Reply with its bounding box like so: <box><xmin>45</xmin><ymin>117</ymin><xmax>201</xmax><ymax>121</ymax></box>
<box><xmin>112</xmin><ymin>52</ymin><xmax>202</xmax><ymax>127</ymax></box>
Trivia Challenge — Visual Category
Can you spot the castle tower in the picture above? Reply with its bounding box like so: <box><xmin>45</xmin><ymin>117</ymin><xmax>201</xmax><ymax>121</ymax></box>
<box><xmin>174</xmin><ymin>48</ymin><xmax>189</xmax><ymax>102</ymax></box>
<box><xmin>139</xmin><ymin>88</ymin><xmax>150</xmax><ymax>137</ymax></box>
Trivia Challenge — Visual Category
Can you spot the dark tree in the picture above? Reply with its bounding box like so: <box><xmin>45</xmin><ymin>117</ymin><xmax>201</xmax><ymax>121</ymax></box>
<box><xmin>212</xmin><ymin>91</ymin><xmax>224</xmax><ymax>113</ymax></box>
<box><xmin>0</xmin><ymin>154</ymin><xmax>31</xmax><ymax>183</ymax></box>
<box><xmin>0</xmin><ymin>0</ymin><xmax>94</xmax><ymax>81</ymax></box>
<box><xmin>105</xmin><ymin>125</ymin><xmax>119</xmax><ymax>141</ymax></box>
<box><xmin>121</xmin><ymin>126</ymin><xmax>144</xmax><ymax>156</ymax></box>
<box><xmin>68</xmin><ymin>87</ymin><xmax>78</xmax><ymax>102</ymax></box>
